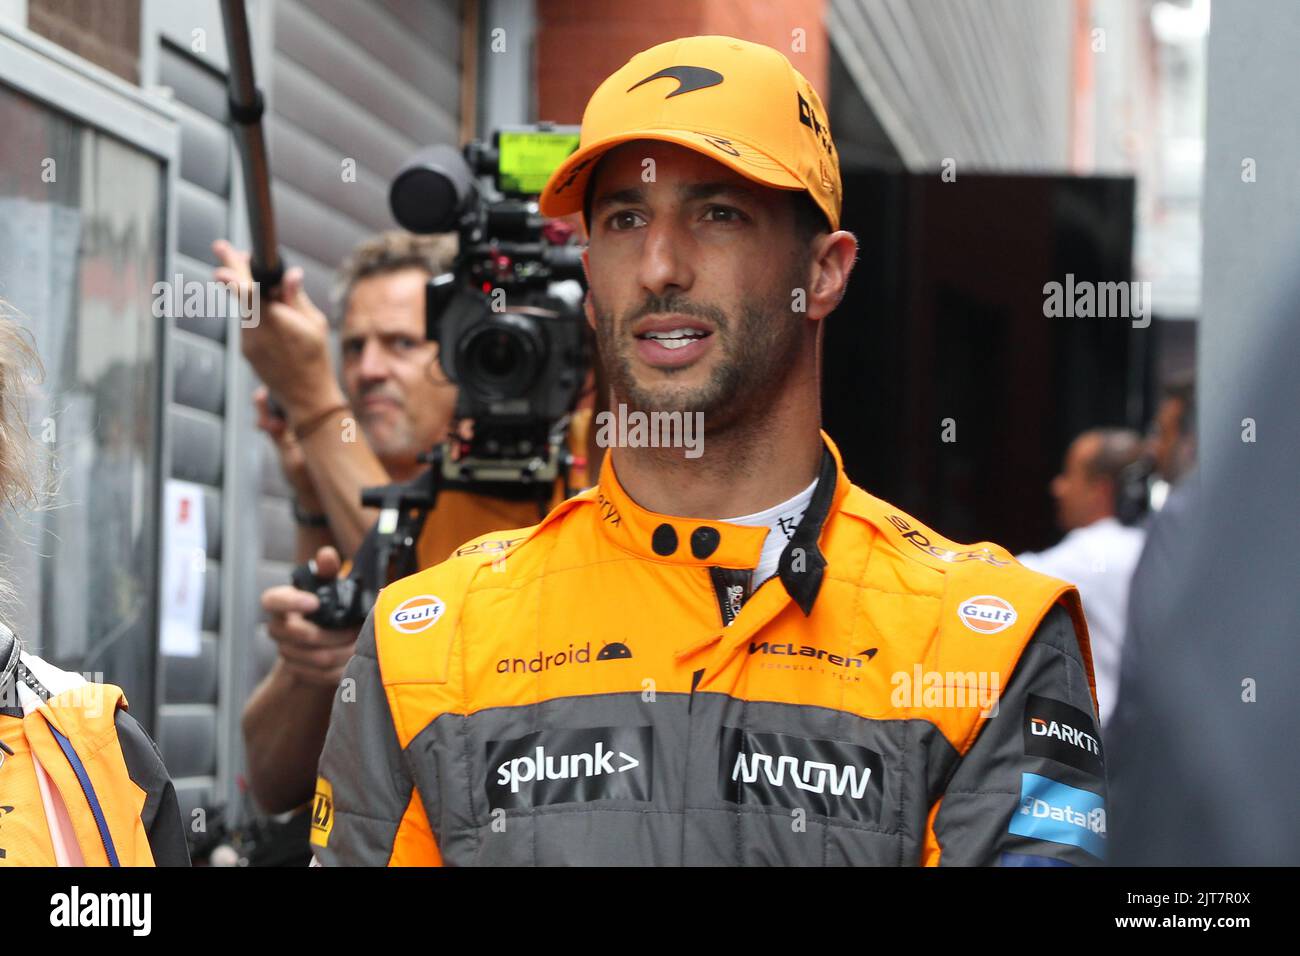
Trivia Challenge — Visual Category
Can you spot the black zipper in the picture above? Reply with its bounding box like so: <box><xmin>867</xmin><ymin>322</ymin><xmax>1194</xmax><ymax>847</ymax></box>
<box><xmin>708</xmin><ymin>567</ymin><xmax>752</xmax><ymax>628</ymax></box>
<box><xmin>688</xmin><ymin>668</ymin><xmax>704</xmax><ymax>713</ymax></box>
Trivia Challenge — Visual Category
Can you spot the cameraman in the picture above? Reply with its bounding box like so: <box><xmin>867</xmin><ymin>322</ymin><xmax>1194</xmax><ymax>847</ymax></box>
<box><xmin>217</xmin><ymin>232</ymin><xmax>586</xmax><ymax>816</ymax></box>
<box><xmin>237</xmin><ymin>232</ymin><xmax>459</xmax><ymax>566</ymax></box>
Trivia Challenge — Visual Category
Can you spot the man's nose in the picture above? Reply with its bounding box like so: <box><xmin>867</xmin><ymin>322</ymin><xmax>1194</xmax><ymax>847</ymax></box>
<box><xmin>637</xmin><ymin>218</ymin><xmax>694</xmax><ymax>298</ymax></box>
<box><xmin>358</xmin><ymin>339</ymin><xmax>390</xmax><ymax>382</ymax></box>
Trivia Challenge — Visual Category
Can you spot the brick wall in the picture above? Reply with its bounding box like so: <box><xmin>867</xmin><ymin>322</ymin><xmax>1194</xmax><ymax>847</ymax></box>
<box><xmin>535</xmin><ymin>0</ymin><xmax>828</xmax><ymax>124</ymax></box>
<box><xmin>28</xmin><ymin>0</ymin><xmax>141</xmax><ymax>84</ymax></box>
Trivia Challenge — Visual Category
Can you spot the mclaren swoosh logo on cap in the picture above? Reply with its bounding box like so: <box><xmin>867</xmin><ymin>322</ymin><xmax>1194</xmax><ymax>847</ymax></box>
<box><xmin>628</xmin><ymin>65</ymin><xmax>724</xmax><ymax>98</ymax></box>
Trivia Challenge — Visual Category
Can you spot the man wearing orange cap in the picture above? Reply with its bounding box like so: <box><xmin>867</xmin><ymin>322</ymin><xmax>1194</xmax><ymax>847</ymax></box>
<box><xmin>312</xmin><ymin>36</ymin><xmax>1107</xmax><ymax>866</ymax></box>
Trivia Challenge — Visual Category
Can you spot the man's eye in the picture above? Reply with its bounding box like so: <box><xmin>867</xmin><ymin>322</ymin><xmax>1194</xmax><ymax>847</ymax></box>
<box><xmin>607</xmin><ymin>210</ymin><xmax>644</xmax><ymax>231</ymax></box>
<box><xmin>342</xmin><ymin>342</ymin><xmax>362</xmax><ymax>358</ymax></box>
<box><xmin>703</xmin><ymin>205</ymin><xmax>747</xmax><ymax>223</ymax></box>
<box><xmin>393</xmin><ymin>337</ymin><xmax>417</xmax><ymax>351</ymax></box>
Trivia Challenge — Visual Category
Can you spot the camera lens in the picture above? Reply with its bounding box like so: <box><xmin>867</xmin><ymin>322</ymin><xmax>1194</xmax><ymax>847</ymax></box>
<box><xmin>457</xmin><ymin>314</ymin><xmax>545</xmax><ymax>401</ymax></box>
<box><xmin>478</xmin><ymin>331</ymin><xmax>518</xmax><ymax>377</ymax></box>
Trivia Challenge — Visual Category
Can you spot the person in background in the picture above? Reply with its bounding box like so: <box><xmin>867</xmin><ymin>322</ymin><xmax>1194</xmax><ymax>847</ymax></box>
<box><xmin>1145</xmin><ymin>375</ymin><xmax>1196</xmax><ymax>511</ymax></box>
<box><xmin>1018</xmin><ymin>428</ymin><xmax>1146</xmax><ymax>728</ymax></box>
<box><xmin>226</xmin><ymin>232</ymin><xmax>590</xmax><ymax>818</ymax></box>
<box><xmin>0</xmin><ymin>307</ymin><xmax>188</xmax><ymax>866</ymax></box>
<box><xmin>229</xmin><ymin>231</ymin><xmax>459</xmax><ymax>567</ymax></box>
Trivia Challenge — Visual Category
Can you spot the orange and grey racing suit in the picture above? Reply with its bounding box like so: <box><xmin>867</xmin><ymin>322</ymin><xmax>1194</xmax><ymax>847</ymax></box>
<box><xmin>312</xmin><ymin>432</ymin><xmax>1106</xmax><ymax>866</ymax></box>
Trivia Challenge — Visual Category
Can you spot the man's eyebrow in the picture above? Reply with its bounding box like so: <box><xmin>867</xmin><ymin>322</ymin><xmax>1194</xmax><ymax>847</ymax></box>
<box><xmin>590</xmin><ymin>186</ymin><xmax>645</xmax><ymax>214</ymax></box>
<box><xmin>341</xmin><ymin>328</ymin><xmax>418</xmax><ymax>345</ymax></box>
<box><xmin>677</xmin><ymin>181</ymin><xmax>759</xmax><ymax>203</ymax></box>
<box><xmin>590</xmin><ymin>180</ymin><xmax>760</xmax><ymax>214</ymax></box>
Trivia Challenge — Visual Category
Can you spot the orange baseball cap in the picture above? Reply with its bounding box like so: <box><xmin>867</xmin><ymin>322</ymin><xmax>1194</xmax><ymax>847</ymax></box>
<box><xmin>539</xmin><ymin>35</ymin><xmax>842</xmax><ymax>232</ymax></box>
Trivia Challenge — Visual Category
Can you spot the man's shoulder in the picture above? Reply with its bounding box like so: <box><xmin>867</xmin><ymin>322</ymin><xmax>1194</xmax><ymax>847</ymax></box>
<box><xmin>834</xmin><ymin>482</ymin><xmax>1083</xmax><ymax>650</ymax></box>
<box><xmin>837</xmin><ymin>482</ymin><xmax>1027</xmax><ymax>578</ymax></box>
<box><xmin>378</xmin><ymin>485</ymin><xmax>600</xmax><ymax>608</ymax></box>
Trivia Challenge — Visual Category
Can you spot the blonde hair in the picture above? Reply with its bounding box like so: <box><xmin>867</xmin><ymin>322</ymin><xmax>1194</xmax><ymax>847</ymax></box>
<box><xmin>0</xmin><ymin>304</ymin><xmax>42</xmax><ymax>512</ymax></box>
<box><xmin>0</xmin><ymin>304</ymin><xmax>45</xmax><ymax>622</ymax></box>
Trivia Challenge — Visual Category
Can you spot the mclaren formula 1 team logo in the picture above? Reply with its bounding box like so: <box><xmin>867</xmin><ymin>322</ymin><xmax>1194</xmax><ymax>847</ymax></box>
<box><xmin>388</xmin><ymin>594</ymin><xmax>445</xmax><ymax>634</ymax></box>
<box><xmin>627</xmin><ymin>65</ymin><xmax>724</xmax><ymax>98</ymax></box>
<box><xmin>719</xmin><ymin>728</ymin><xmax>885</xmax><ymax>824</ymax></box>
<box><xmin>957</xmin><ymin>595</ymin><xmax>1018</xmax><ymax>634</ymax></box>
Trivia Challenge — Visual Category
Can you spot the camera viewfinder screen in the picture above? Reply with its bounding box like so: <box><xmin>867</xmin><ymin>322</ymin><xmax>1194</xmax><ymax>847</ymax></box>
<box><xmin>497</xmin><ymin>130</ymin><xmax>580</xmax><ymax>195</ymax></box>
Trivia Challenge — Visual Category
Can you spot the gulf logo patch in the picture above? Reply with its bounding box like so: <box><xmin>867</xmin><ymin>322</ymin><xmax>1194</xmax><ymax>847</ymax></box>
<box><xmin>957</xmin><ymin>595</ymin><xmax>1017</xmax><ymax>634</ymax></box>
<box><xmin>389</xmin><ymin>594</ymin><xmax>445</xmax><ymax>634</ymax></box>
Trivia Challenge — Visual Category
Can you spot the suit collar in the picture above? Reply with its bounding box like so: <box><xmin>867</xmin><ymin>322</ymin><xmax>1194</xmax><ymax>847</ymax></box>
<box><xmin>593</xmin><ymin>430</ymin><xmax>850</xmax><ymax>613</ymax></box>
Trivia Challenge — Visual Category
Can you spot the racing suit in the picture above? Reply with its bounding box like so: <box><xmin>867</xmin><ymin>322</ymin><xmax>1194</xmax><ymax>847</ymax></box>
<box><xmin>313</xmin><ymin>432</ymin><xmax>1107</xmax><ymax>865</ymax></box>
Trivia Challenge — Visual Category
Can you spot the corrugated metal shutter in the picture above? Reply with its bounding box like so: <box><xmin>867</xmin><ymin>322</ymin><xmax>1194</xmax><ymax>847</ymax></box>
<box><xmin>828</xmin><ymin>0</ymin><xmax>1074</xmax><ymax>171</ymax></box>
<box><xmin>152</xmin><ymin>35</ymin><xmax>234</xmax><ymax>828</ymax></box>
<box><xmin>141</xmin><ymin>0</ymin><xmax>463</xmax><ymax>835</ymax></box>
<box><xmin>251</xmin><ymin>0</ymin><xmax>463</xmax><ymax>685</ymax></box>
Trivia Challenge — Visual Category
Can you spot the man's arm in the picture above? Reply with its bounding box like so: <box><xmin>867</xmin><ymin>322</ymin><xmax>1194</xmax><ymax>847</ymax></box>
<box><xmin>311</xmin><ymin>611</ymin><xmax>440</xmax><ymax>866</ymax></box>
<box><xmin>252</xmin><ymin>384</ymin><xmax>341</xmax><ymax>563</ymax></box>
<box><xmin>925</xmin><ymin>604</ymin><xmax>1108</xmax><ymax>866</ymax></box>
<box><xmin>294</xmin><ymin>419</ymin><xmax>385</xmax><ymax>558</ymax></box>
<box><xmin>241</xmin><ymin>658</ymin><xmax>340</xmax><ymax>814</ymax></box>
<box><xmin>241</xmin><ymin>547</ymin><xmax>359</xmax><ymax>814</ymax></box>
<box><xmin>214</xmin><ymin>240</ymin><xmax>387</xmax><ymax>557</ymax></box>
<box><xmin>292</xmin><ymin>492</ymin><xmax>338</xmax><ymax>564</ymax></box>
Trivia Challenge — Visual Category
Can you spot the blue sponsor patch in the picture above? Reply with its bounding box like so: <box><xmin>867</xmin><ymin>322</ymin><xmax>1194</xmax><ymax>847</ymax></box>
<box><xmin>1008</xmin><ymin>772</ymin><xmax>1107</xmax><ymax>859</ymax></box>
<box><xmin>998</xmin><ymin>851</ymin><xmax>1074</xmax><ymax>867</ymax></box>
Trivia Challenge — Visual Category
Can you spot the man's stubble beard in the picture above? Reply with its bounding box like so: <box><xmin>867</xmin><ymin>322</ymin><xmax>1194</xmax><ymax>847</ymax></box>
<box><xmin>592</xmin><ymin>265</ymin><xmax>807</xmax><ymax>438</ymax></box>
<box><xmin>361</xmin><ymin>416</ymin><xmax>416</xmax><ymax>462</ymax></box>
<box><xmin>353</xmin><ymin>390</ymin><xmax>418</xmax><ymax>463</ymax></box>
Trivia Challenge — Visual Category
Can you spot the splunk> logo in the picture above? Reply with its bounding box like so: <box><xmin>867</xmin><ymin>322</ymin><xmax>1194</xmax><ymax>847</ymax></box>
<box><xmin>388</xmin><ymin>594</ymin><xmax>445</xmax><ymax>634</ymax></box>
<box><xmin>485</xmin><ymin>726</ymin><xmax>654</xmax><ymax>810</ymax></box>
<box><xmin>719</xmin><ymin>728</ymin><xmax>885</xmax><ymax>824</ymax></box>
<box><xmin>957</xmin><ymin>595</ymin><xmax>1017</xmax><ymax>634</ymax></box>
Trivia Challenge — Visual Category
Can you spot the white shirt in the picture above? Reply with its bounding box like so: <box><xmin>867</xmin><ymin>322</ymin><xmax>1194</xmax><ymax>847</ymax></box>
<box><xmin>1018</xmin><ymin>516</ymin><xmax>1146</xmax><ymax>728</ymax></box>
<box><xmin>723</xmin><ymin>478</ymin><xmax>819</xmax><ymax>589</ymax></box>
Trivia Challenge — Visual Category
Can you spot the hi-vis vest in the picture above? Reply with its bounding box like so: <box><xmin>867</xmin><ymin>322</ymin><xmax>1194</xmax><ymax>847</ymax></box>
<box><xmin>313</xmin><ymin>432</ymin><xmax>1106</xmax><ymax>866</ymax></box>
<box><xmin>0</xmin><ymin>629</ymin><xmax>156</xmax><ymax>866</ymax></box>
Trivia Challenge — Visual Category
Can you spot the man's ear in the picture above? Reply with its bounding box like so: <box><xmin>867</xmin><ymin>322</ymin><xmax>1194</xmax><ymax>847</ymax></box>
<box><xmin>805</xmin><ymin>231</ymin><xmax>858</xmax><ymax>322</ymax></box>
<box><xmin>581</xmin><ymin>248</ymin><xmax>597</xmax><ymax>332</ymax></box>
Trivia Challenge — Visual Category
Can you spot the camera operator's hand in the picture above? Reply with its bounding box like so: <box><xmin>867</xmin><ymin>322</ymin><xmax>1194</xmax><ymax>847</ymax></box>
<box><xmin>253</xmin><ymin>384</ymin><xmax>316</xmax><ymax>503</ymax></box>
<box><xmin>447</xmin><ymin>417</ymin><xmax>475</xmax><ymax>462</ymax></box>
<box><xmin>213</xmin><ymin>239</ymin><xmax>346</xmax><ymax>427</ymax></box>
<box><xmin>261</xmin><ymin>546</ymin><xmax>357</xmax><ymax>688</ymax></box>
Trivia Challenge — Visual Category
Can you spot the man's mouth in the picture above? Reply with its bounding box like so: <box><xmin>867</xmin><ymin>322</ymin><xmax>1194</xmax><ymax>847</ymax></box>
<box><xmin>631</xmin><ymin>317</ymin><xmax>716</xmax><ymax>367</ymax></box>
<box><xmin>636</xmin><ymin>327</ymin><xmax>711</xmax><ymax>350</ymax></box>
<box><xmin>361</xmin><ymin>395</ymin><xmax>402</xmax><ymax>412</ymax></box>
